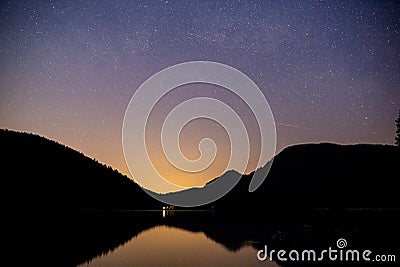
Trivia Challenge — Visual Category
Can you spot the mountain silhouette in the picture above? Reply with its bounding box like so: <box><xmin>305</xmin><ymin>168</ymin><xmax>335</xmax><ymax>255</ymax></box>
<box><xmin>2</xmin><ymin>129</ymin><xmax>161</xmax><ymax>211</ymax></box>
<box><xmin>208</xmin><ymin>143</ymin><xmax>400</xmax><ymax>210</ymax></box>
<box><xmin>3</xmin><ymin>129</ymin><xmax>400</xmax><ymax>212</ymax></box>
<box><xmin>159</xmin><ymin>143</ymin><xmax>400</xmax><ymax>210</ymax></box>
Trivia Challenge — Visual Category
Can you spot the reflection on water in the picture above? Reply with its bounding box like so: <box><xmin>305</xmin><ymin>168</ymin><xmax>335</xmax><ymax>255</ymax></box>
<box><xmin>162</xmin><ymin>206</ymin><xmax>176</xmax><ymax>218</ymax></box>
<box><xmin>80</xmin><ymin>225</ymin><xmax>279</xmax><ymax>267</ymax></box>
<box><xmin>14</xmin><ymin>211</ymin><xmax>400</xmax><ymax>266</ymax></box>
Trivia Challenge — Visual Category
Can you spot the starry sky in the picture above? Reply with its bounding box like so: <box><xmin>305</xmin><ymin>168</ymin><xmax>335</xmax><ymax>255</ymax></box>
<box><xmin>1</xmin><ymin>1</ymin><xmax>399</xmax><ymax>191</ymax></box>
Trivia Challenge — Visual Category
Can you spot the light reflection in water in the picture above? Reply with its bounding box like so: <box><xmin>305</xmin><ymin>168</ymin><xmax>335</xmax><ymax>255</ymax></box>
<box><xmin>80</xmin><ymin>225</ymin><xmax>279</xmax><ymax>267</ymax></box>
<box><xmin>162</xmin><ymin>206</ymin><xmax>175</xmax><ymax>218</ymax></box>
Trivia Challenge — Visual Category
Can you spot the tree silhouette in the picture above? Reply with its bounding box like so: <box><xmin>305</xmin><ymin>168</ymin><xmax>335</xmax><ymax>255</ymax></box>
<box><xmin>396</xmin><ymin>109</ymin><xmax>400</xmax><ymax>146</ymax></box>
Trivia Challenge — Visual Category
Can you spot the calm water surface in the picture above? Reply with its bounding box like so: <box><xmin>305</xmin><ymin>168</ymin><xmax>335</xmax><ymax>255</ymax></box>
<box><xmin>16</xmin><ymin>210</ymin><xmax>399</xmax><ymax>266</ymax></box>
<box><xmin>80</xmin><ymin>225</ymin><xmax>279</xmax><ymax>267</ymax></box>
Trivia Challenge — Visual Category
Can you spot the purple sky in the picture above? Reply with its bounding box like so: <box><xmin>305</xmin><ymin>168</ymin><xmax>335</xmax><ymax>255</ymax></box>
<box><xmin>1</xmin><ymin>1</ymin><xmax>399</xmax><ymax>187</ymax></box>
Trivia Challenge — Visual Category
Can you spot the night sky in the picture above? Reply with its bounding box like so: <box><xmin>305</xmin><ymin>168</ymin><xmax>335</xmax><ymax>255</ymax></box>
<box><xmin>1</xmin><ymin>1</ymin><xmax>399</xmax><ymax>190</ymax></box>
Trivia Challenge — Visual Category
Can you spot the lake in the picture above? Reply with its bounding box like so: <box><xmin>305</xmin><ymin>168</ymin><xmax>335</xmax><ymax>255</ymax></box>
<box><xmin>11</xmin><ymin>210</ymin><xmax>400</xmax><ymax>266</ymax></box>
<box><xmin>80</xmin><ymin>225</ymin><xmax>279</xmax><ymax>266</ymax></box>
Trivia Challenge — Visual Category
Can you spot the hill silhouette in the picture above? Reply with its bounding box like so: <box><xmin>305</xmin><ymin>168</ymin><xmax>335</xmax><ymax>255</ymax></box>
<box><xmin>2</xmin><ymin>129</ymin><xmax>161</xmax><ymax>211</ymax></box>
<box><xmin>159</xmin><ymin>143</ymin><xmax>400</xmax><ymax>210</ymax></box>
<box><xmin>3</xmin><ymin>129</ymin><xmax>400</xmax><ymax>212</ymax></box>
<box><xmin>208</xmin><ymin>143</ymin><xmax>400</xmax><ymax>210</ymax></box>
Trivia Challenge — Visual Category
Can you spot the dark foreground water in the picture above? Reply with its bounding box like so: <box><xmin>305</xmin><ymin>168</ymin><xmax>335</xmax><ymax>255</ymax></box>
<box><xmin>9</xmin><ymin>210</ymin><xmax>400</xmax><ymax>266</ymax></box>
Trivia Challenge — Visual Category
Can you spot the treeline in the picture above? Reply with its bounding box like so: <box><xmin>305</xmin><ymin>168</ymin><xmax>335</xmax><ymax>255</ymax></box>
<box><xmin>2</xmin><ymin>129</ymin><xmax>161</xmax><ymax>211</ymax></box>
